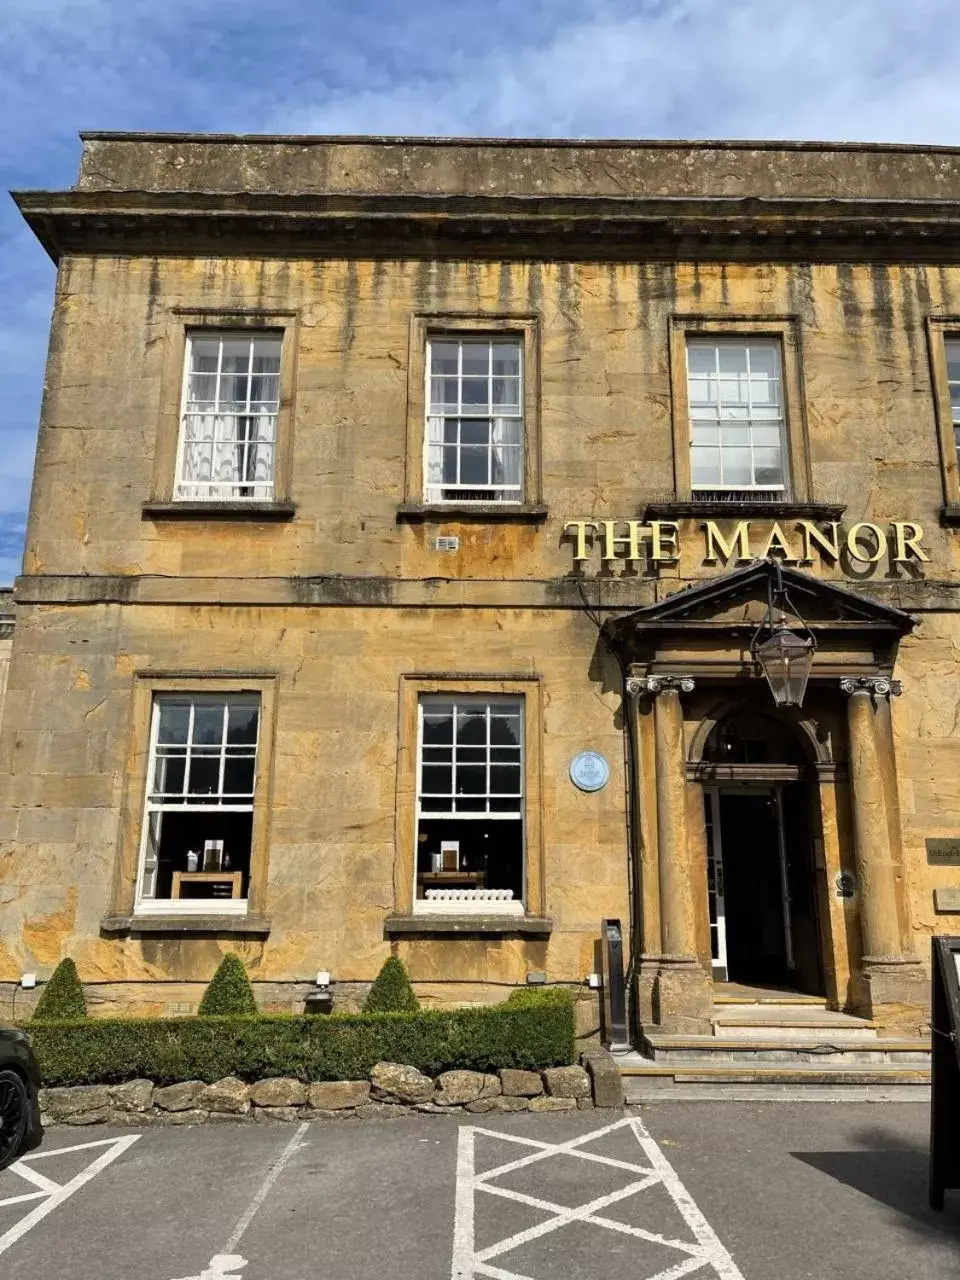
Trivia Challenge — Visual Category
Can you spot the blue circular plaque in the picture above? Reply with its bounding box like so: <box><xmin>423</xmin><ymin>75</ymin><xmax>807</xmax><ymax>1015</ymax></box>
<box><xmin>570</xmin><ymin>750</ymin><xmax>610</xmax><ymax>793</ymax></box>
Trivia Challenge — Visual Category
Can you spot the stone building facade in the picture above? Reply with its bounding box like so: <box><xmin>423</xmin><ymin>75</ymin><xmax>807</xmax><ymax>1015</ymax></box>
<box><xmin>0</xmin><ymin>590</ymin><xmax>13</xmax><ymax>731</ymax></box>
<box><xmin>3</xmin><ymin>133</ymin><xmax>960</xmax><ymax>1030</ymax></box>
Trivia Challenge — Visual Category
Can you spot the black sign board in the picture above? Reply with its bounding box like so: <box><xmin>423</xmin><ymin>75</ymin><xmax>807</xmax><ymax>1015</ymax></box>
<box><xmin>926</xmin><ymin>839</ymin><xmax>960</xmax><ymax>866</ymax></box>
<box><xmin>929</xmin><ymin>936</ymin><xmax>960</xmax><ymax>1209</ymax></box>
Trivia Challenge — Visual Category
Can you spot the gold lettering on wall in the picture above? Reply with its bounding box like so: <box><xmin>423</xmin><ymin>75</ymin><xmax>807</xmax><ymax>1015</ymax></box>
<box><xmin>891</xmin><ymin>521</ymin><xmax>930</xmax><ymax>563</ymax></box>
<box><xmin>846</xmin><ymin>521</ymin><xmax>886</xmax><ymax>563</ymax></box>
<box><xmin>702</xmin><ymin>521</ymin><xmax>752</xmax><ymax>563</ymax></box>
<box><xmin>563</xmin><ymin>520</ymin><xmax>598</xmax><ymax>562</ymax></box>
<box><xmin>798</xmin><ymin>520</ymin><xmax>841</xmax><ymax>563</ymax></box>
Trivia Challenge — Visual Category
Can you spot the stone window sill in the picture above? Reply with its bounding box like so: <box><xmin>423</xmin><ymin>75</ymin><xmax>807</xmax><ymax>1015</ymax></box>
<box><xmin>100</xmin><ymin>914</ymin><xmax>272</xmax><ymax>937</ymax></box>
<box><xmin>642</xmin><ymin>499</ymin><xmax>846</xmax><ymax>521</ymax></box>
<box><xmin>940</xmin><ymin>504</ymin><xmax>960</xmax><ymax>527</ymax></box>
<box><xmin>383</xmin><ymin>913</ymin><xmax>552</xmax><ymax>937</ymax></box>
<box><xmin>396</xmin><ymin>503</ymin><xmax>548</xmax><ymax>523</ymax></box>
<box><xmin>142</xmin><ymin>501</ymin><xmax>296</xmax><ymax>521</ymax></box>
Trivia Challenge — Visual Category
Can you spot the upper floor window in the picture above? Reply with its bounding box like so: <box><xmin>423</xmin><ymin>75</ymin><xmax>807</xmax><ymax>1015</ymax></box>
<box><xmin>686</xmin><ymin>340</ymin><xmax>787</xmax><ymax>495</ymax></box>
<box><xmin>136</xmin><ymin>694</ymin><xmax>260</xmax><ymax>914</ymax></box>
<box><xmin>425</xmin><ymin>336</ymin><xmax>523</xmax><ymax>504</ymax></box>
<box><xmin>946</xmin><ymin>339</ymin><xmax>960</xmax><ymax>466</ymax></box>
<box><xmin>175</xmin><ymin>332</ymin><xmax>282</xmax><ymax>502</ymax></box>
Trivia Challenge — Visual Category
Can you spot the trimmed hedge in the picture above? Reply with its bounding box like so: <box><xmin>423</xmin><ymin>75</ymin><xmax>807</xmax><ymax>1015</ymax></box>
<box><xmin>198</xmin><ymin>954</ymin><xmax>258</xmax><ymax>1017</ymax></box>
<box><xmin>363</xmin><ymin>956</ymin><xmax>419</xmax><ymax>1013</ymax></box>
<box><xmin>33</xmin><ymin>959</ymin><xmax>87</xmax><ymax>1023</ymax></box>
<box><xmin>29</xmin><ymin>988</ymin><xmax>575</xmax><ymax>1087</ymax></box>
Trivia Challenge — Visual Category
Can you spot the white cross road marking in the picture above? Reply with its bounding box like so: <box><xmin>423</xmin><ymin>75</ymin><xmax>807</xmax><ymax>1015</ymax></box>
<box><xmin>0</xmin><ymin>1134</ymin><xmax>141</xmax><ymax>1256</ymax></box>
<box><xmin>451</xmin><ymin>1116</ymin><xmax>746</xmax><ymax>1280</ymax></box>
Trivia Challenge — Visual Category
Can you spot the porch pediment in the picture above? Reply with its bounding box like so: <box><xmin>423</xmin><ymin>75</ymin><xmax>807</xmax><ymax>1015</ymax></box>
<box><xmin>604</xmin><ymin>561</ymin><xmax>914</xmax><ymax>672</ymax></box>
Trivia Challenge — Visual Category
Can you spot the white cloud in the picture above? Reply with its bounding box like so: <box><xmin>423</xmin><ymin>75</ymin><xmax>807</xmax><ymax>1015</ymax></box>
<box><xmin>277</xmin><ymin>0</ymin><xmax>960</xmax><ymax>144</ymax></box>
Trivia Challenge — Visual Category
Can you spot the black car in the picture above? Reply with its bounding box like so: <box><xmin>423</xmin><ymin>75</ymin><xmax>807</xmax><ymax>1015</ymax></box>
<box><xmin>0</xmin><ymin>1026</ymin><xmax>42</xmax><ymax>1170</ymax></box>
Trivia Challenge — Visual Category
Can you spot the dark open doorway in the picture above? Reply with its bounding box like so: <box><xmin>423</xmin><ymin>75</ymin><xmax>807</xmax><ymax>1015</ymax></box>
<box><xmin>703</xmin><ymin>711</ymin><xmax>824</xmax><ymax>996</ymax></box>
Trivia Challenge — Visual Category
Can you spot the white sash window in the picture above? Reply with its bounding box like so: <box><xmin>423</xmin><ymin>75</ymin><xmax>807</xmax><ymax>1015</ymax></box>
<box><xmin>946</xmin><ymin>339</ymin><xmax>960</xmax><ymax>468</ymax></box>
<box><xmin>175</xmin><ymin>332</ymin><xmax>281</xmax><ymax>501</ymax></box>
<box><xmin>425</xmin><ymin>337</ymin><xmax>523</xmax><ymax>503</ymax></box>
<box><xmin>136</xmin><ymin>695</ymin><xmax>260</xmax><ymax>915</ymax></box>
<box><xmin>414</xmin><ymin>696</ymin><xmax>525</xmax><ymax>914</ymax></box>
<box><xmin>687</xmin><ymin>340</ymin><xmax>787</xmax><ymax>495</ymax></box>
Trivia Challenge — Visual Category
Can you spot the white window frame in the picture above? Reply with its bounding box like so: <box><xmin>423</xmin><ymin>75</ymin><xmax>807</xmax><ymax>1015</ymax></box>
<box><xmin>686</xmin><ymin>339</ymin><xmax>788</xmax><ymax>493</ymax></box>
<box><xmin>174</xmin><ymin>331</ymin><xmax>282</xmax><ymax>502</ymax></box>
<box><xmin>134</xmin><ymin>694</ymin><xmax>260</xmax><ymax>916</ymax></box>
<box><xmin>423</xmin><ymin>336</ymin><xmax>524</xmax><ymax>504</ymax></box>
<box><xmin>946</xmin><ymin>338</ymin><xmax>960</xmax><ymax>469</ymax></box>
<box><xmin>414</xmin><ymin>694</ymin><xmax>525</xmax><ymax>915</ymax></box>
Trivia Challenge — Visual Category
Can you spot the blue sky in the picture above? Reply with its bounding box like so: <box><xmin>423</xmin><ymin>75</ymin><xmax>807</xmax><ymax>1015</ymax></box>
<box><xmin>3</xmin><ymin>0</ymin><xmax>960</xmax><ymax>584</ymax></box>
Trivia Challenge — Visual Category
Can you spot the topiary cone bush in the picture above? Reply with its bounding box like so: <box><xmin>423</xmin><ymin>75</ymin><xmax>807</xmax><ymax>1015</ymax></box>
<box><xmin>363</xmin><ymin>955</ymin><xmax>420</xmax><ymax>1013</ymax></box>
<box><xmin>197</xmin><ymin>953</ymin><xmax>258</xmax><ymax>1017</ymax></box>
<box><xmin>32</xmin><ymin>958</ymin><xmax>87</xmax><ymax>1022</ymax></box>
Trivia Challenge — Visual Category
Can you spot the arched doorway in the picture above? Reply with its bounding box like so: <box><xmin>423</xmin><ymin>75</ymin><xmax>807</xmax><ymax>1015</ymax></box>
<box><xmin>699</xmin><ymin>708</ymin><xmax>824</xmax><ymax>995</ymax></box>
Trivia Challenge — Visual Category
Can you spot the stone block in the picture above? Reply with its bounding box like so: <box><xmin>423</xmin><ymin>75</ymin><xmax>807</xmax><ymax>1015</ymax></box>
<box><xmin>307</xmin><ymin>1081</ymin><xmax>371</xmax><ymax>1110</ymax></box>
<box><xmin>155</xmin><ymin>1081</ymin><xmax>205</xmax><ymax>1112</ymax></box>
<box><xmin>499</xmin><ymin>1069</ymin><xmax>543</xmax><ymax>1097</ymax></box>
<box><xmin>109</xmin><ymin>1079</ymin><xmax>155</xmax><ymax>1113</ymax></box>
<box><xmin>207</xmin><ymin>1111</ymin><xmax>255</xmax><ymax>1125</ymax></box>
<box><xmin>581</xmin><ymin>1049</ymin><xmax>624</xmax><ymax>1108</ymax></box>
<box><xmin>489</xmin><ymin>1096</ymin><xmax>530</xmax><ymax>1112</ymax></box>
<box><xmin>301</xmin><ymin>1108</ymin><xmax>358</xmax><ymax>1121</ymax></box>
<box><xmin>577</xmin><ymin>1097</ymin><xmax>595</xmax><ymax>1110</ymax></box>
<box><xmin>164</xmin><ymin>1109</ymin><xmax>208</xmax><ymax>1126</ymax></box>
<box><xmin>479</xmin><ymin>1073</ymin><xmax>502</xmax><ymax>1100</ymax></box>
<box><xmin>529</xmin><ymin>1096</ymin><xmax>577</xmax><ymax>1113</ymax></box>
<box><xmin>111</xmin><ymin>1109</ymin><xmax>163</xmax><ymax>1126</ymax></box>
<box><xmin>465</xmin><ymin>1099</ymin><xmax>499</xmax><ymax>1114</ymax></box>
<box><xmin>356</xmin><ymin>1101</ymin><xmax>412</xmax><ymax>1119</ymax></box>
<box><xmin>68</xmin><ymin>1108</ymin><xmax>113</xmax><ymax>1126</ymax></box>
<box><xmin>249</xmin><ymin>1078</ymin><xmax>307</xmax><ymax>1108</ymax></box>
<box><xmin>434</xmin><ymin>1070</ymin><xmax>486</xmax><ymax>1106</ymax></box>
<box><xmin>370</xmin><ymin>1062</ymin><xmax>434</xmax><ymax>1105</ymax></box>
<box><xmin>254</xmin><ymin>1106</ymin><xmax>301</xmax><ymax>1123</ymax></box>
<box><xmin>542</xmin><ymin>1066</ymin><xmax>591</xmax><ymax>1100</ymax></box>
<box><xmin>40</xmin><ymin>1085</ymin><xmax>112</xmax><ymax>1120</ymax></box>
<box><xmin>199</xmin><ymin>1077</ymin><xmax>251</xmax><ymax>1114</ymax></box>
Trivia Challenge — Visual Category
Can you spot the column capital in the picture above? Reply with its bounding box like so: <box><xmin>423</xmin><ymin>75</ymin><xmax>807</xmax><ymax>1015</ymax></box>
<box><xmin>839</xmin><ymin>676</ymin><xmax>903</xmax><ymax>698</ymax></box>
<box><xmin>627</xmin><ymin>674</ymin><xmax>696</xmax><ymax>698</ymax></box>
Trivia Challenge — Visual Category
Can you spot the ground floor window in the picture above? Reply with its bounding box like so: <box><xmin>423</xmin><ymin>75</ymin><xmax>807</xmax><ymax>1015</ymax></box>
<box><xmin>415</xmin><ymin>695</ymin><xmax>524</xmax><ymax>914</ymax></box>
<box><xmin>135</xmin><ymin>694</ymin><xmax>260</xmax><ymax>914</ymax></box>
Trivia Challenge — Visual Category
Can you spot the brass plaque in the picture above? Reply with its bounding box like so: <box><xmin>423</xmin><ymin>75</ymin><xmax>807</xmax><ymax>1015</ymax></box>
<box><xmin>934</xmin><ymin>888</ymin><xmax>960</xmax><ymax>914</ymax></box>
<box><xmin>927</xmin><ymin>839</ymin><xmax>960</xmax><ymax>866</ymax></box>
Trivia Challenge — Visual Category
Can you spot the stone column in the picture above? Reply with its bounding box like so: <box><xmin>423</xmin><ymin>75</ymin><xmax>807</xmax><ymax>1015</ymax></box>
<box><xmin>627</xmin><ymin>675</ymin><xmax>712</xmax><ymax>1034</ymax></box>
<box><xmin>841</xmin><ymin>676</ymin><xmax>926</xmax><ymax>1031</ymax></box>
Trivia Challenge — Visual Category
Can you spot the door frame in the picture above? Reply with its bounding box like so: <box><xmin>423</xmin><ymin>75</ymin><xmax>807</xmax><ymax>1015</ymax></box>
<box><xmin>704</xmin><ymin>782</ymin><xmax>797</xmax><ymax>987</ymax></box>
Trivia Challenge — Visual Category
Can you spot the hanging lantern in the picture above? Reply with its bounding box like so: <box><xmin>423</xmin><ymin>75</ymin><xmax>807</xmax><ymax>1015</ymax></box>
<box><xmin>753</xmin><ymin>621</ymin><xmax>816</xmax><ymax>708</ymax></box>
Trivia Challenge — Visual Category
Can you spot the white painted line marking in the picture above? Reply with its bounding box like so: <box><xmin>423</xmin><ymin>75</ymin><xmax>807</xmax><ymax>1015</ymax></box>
<box><xmin>451</xmin><ymin>1115</ymin><xmax>746</xmax><ymax>1280</ymax></box>
<box><xmin>8</xmin><ymin>1161</ymin><xmax>62</xmax><ymax>1194</ymax></box>
<box><xmin>171</xmin><ymin>1121</ymin><xmax>309</xmax><ymax>1280</ymax></box>
<box><xmin>0</xmin><ymin>1191</ymin><xmax>48</xmax><ymax>1209</ymax></box>
<box><xmin>0</xmin><ymin>1133</ymin><xmax>141</xmax><ymax>1257</ymax></box>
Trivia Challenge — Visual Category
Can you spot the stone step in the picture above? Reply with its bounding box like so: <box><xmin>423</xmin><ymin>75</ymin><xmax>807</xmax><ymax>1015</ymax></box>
<box><xmin>620</xmin><ymin>1059</ymin><xmax>930</xmax><ymax>1087</ymax></box>
<box><xmin>642</xmin><ymin>1034</ymin><xmax>929</xmax><ymax>1066</ymax></box>
<box><xmin>711</xmin><ymin>1004</ymin><xmax>877</xmax><ymax>1039</ymax></box>
<box><xmin>711</xmin><ymin>1022</ymin><xmax>879</xmax><ymax>1041</ymax></box>
<box><xmin>623</xmin><ymin>1079</ymin><xmax>931</xmax><ymax>1103</ymax></box>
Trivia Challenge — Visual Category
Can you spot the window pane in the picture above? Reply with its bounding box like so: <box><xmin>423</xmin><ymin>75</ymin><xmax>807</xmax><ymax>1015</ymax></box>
<box><xmin>749</xmin><ymin>376</ymin><xmax>780</xmax><ymax>407</ymax></box>
<box><xmin>457</xmin><ymin>708</ymin><xmax>487</xmax><ymax>744</ymax></box>
<box><xmin>748</xmin><ymin>345</ymin><xmax>779</xmax><ymax>377</ymax></box>
<box><xmin>691</xmin><ymin>422</ymin><xmax>719</xmax><ymax>445</ymax></box>
<box><xmin>687</xmin><ymin>376</ymin><xmax>716</xmax><ymax>406</ymax></box>
<box><xmin>187</xmin><ymin>374</ymin><xmax>217</xmax><ymax>406</ymax></box>
<box><xmin>153</xmin><ymin>754</ymin><xmax>185</xmax><ymax>796</ymax></box>
<box><xmin>188</xmin><ymin>755</ymin><xmax>221</xmax><ymax>798</ymax></box>
<box><xmin>490</xmin><ymin>765</ymin><xmax>521</xmax><ymax>795</ymax></box>
<box><xmin>717</xmin><ymin>345</ymin><xmax>748</xmax><ymax>374</ymax></box>
<box><xmin>492</xmin><ymin>343</ymin><xmax>521</xmax><ymax>376</ymax></box>
<box><xmin>461</xmin><ymin>379</ymin><xmax>488</xmax><ymax>407</ymax></box>
<box><xmin>422</xmin><ymin>706</ymin><xmax>453</xmax><ymax>744</ymax></box>
<box><xmin>687</xmin><ymin>345</ymin><xmax>716</xmax><ymax>374</ymax></box>
<box><xmin>430</xmin><ymin>341</ymin><xmax>459</xmax><ymax>375</ymax></box>
<box><xmin>460</xmin><ymin>420</ymin><xmax>490</xmax><ymax>445</ymax></box>
<box><xmin>193</xmin><ymin>704</ymin><xmax>225</xmax><ymax>745</ymax></box>
<box><xmin>157</xmin><ymin>703</ymin><xmax>190</xmax><ymax>745</ymax></box>
<box><xmin>227</xmin><ymin>704</ymin><xmax>259</xmax><ymax>745</ymax></box>
<box><xmin>947</xmin><ymin>342</ymin><xmax>960</xmax><ymax>382</ymax></box>
<box><xmin>190</xmin><ymin>338</ymin><xmax>220</xmax><ymax>372</ymax></box>
<box><xmin>422</xmin><ymin>766</ymin><xmax>452</xmax><ymax>795</ymax></box>
<box><xmin>442</xmin><ymin>446</ymin><xmax>458</xmax><ymax>483</ymax></box>
<box><xmin>430</xmin><ymin>378</ymin><xmax>459</xmax><ymax>412</ymax></box>
<box><xmin>752</xmin><ymin>424</ymin><xmax>783</xmax><ymax>447</ymax></box>
<box><xmin>492</xmin><ymin>378</ymin><xmax>520</xmax><ymax>408</ymax></box>
<box><xmin>461</xmin><ymin>344</ymin><xmax>489</xmax><ymax>376</ymax></box>
<box><xmin>720</xmin><ymin>424</ymin><xmax>750</xmax><ymax>445</ymax></box>
<box><xmin>490</xmin><ymin>714</ymin><xmax>522</xmax><ymax>746</ymax></box>
<box><xmin>754</xmin><ymin>448</ymin><xmax>784</xmax><ymax>485</ymax></box>
<box><xmin>722</xmin><ymin>448</ymin><xmax>753</xmax><ymax>485</ymax></box>
<box><xmin>223</xmin><ymin>757</ymin><xmax>256</xmax><ymax>796</ymax></box>
<box><xmin>456</xmin><ymin>766</ymin><xmax>486</xmax><ymax>795</ymax></box>
<box><xmin>459</xmin><ymin>447</ymin><xmax>489</xmax><ymax>484</ymax></box>
<box><xmin>691</xmin><ymin>447</ymin><xmax>721</xmax><ymax>484</ymax></box>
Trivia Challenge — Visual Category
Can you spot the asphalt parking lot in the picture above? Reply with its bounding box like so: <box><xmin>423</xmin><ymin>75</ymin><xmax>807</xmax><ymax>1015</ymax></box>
<box><xmin>0</xmin><ymin>1102</ymin><xmax>956</xmax><ymax>1279</ymax></box>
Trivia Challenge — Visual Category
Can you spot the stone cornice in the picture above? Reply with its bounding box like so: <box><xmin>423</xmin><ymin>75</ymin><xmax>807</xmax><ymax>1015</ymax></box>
<box><xmin>17</xmin><ymin>188</ymin><xmax>960</xmax><ymax>264</ymax></box>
